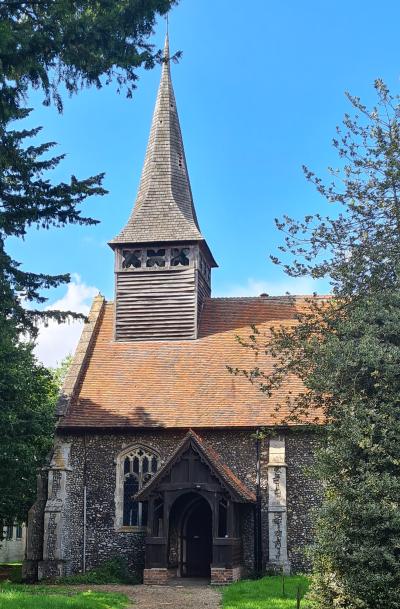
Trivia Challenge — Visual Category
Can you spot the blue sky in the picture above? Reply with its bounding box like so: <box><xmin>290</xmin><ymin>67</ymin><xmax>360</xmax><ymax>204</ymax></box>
<box><xmin>8</xmin><ymin>0</ymin><xmax>400</xmax><ymax>364</ymax></box>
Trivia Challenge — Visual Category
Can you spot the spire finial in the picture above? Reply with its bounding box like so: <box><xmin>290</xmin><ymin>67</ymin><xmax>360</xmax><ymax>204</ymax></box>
<box><xmin>163</xmin><ymin>18</ymin><xmax>170</xmax><ymax>61</ymax></box>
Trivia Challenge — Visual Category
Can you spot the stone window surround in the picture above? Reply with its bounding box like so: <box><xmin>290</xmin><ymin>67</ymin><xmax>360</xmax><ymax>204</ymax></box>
<box><xmin>114</xmin><ymin>443</ymin><xmax>161</xmax><ymax>533</ymax></box>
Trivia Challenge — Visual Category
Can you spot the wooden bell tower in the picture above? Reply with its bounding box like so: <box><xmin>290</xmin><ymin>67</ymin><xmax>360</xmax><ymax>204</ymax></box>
<box><xmin>109</xmin><ymin>35</ymin><xmax>217</xmax><ymax>341</ymax></box>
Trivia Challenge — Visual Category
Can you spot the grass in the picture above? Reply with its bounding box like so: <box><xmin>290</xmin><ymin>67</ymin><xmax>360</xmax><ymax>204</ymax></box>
<box><xmin>222</xmin><ymin>575</ymin><xmax>313</xmax><ymax>609</ymax></box>
<box><xmin>0</xmin><ymin>582</ymin><xmax>129</xmax><ymax>609</ymax></box>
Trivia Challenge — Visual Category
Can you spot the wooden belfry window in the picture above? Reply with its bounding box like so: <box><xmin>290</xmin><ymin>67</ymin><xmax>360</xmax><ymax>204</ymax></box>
<box><xmin>122</xmin><ymin>249</ymin><xmax>142</xmax><ymax>269</ymax></box>
<box><xmin>122</xmin><ymin>448</ymin><xmax>159</xmax><ymax>527</ymax></box>
<box><xmin>146</xmin><ymin>249</ymin><xmax>166</xmax><ymax>267</ymax></box>
<box><xmin>170</xmin><ymin>247</ymin><xmax>190</xmax><ymax>267</ymax></box>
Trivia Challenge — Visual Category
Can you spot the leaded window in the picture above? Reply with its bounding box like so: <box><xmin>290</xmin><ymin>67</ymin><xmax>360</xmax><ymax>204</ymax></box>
<box><xmin>122</xmin><ymin>448</ymin><xmax>159</xmax><ymax>527</ymax></box>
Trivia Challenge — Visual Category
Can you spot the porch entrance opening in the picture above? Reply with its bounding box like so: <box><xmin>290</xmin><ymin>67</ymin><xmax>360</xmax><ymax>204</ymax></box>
<box><xmin>169</xmin><ymin>493</ymin><xmax>212</xmax><ymax>578</ymax></box>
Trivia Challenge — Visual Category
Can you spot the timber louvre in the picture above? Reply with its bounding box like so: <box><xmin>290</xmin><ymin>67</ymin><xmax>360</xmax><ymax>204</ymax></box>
<box><xmin>116</xmin><ymin>269</ymin><xmax>197</xmax><ymax>341</ymax></box>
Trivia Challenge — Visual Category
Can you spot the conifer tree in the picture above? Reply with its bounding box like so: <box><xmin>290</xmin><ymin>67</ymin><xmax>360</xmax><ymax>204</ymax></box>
<box><xmin>0</xmin><ymin>0</ymin><xmax>176</xmax><ymax>526</ymax></box>
<box><xmin>0</xmin><ymin>0</ymin><xmax>177</xmax><ymax>329</ymax></box>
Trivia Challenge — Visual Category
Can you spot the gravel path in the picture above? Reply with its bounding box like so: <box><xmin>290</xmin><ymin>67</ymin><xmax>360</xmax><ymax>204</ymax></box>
<box><xmin>132</xmin><ymin>581</ymin><xmax>221</xmax><ymax>609</ymax></box>
<box><xmin>68</xmin><ymin>581</ymin><xmax>221</xmax><ymax>609</ymax></box>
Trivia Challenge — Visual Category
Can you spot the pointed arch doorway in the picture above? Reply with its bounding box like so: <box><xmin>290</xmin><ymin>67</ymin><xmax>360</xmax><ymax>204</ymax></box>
<box><xmin>169</xmin><ymin>493</ymin><xmax>212</xmax><ymax>578</ymax></box>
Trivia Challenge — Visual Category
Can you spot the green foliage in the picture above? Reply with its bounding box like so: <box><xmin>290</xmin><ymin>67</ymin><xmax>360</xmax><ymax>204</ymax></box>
<box><xmin>0</xmin><ymin>111</ymin><xmax>106</xmax><ymax>333</ymax></box>
<box><xmin>222</xmin><ymin>575</ymin><xmax>311</xmax><ymax>609</ymax></box>
<box><xmin>50</xmin><ymin>355</ymin><xmax>73</xmax><ymax>389</ymax></box>
<box><xmin>0</xmin><ymin>0</ymin><xmax>177</xmax><ymax>333</ymax></box>
<box><xmin>232</xmin><ymin>81</ymin><xmax>400</xmax><ymax>608</ymax></box>
<box><xmin>0</xmin><ymin>0</ymin><xmax>178</xmax><ymax>116</ymax></box>
<box><xmin>0</xmin><ymin>582</ymin><xmax>128</xmax><ymax>609</ymax></box>
<box><xmin>55</xmin><ymin>557</ymin><xmax>139</xmax><ymax>585</ymax></box>
<box><xmin>0</xmin><ymin>317</ymin><xmax>57</xmax><ymax>528</ymax></box>
<box><xmin>0</xmin><ymin>0</ymin><xmax>176</xmax><ymax>528</ymax></box>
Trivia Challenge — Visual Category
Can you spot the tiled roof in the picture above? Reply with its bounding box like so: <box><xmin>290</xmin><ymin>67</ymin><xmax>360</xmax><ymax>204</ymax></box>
<box><xmin>110</xmin><ymin>34</ymin><xmax>203</xmax><ymax>245</ymax></box>
<box><xmin>136</xmin><ymin>430</ymin><xmax>256</xmax><ymax>503</ymax></box>
<box><xmin>58</xmin><ymin>295</ymin><xmax>322</xmax><ymax>429</ymax></box>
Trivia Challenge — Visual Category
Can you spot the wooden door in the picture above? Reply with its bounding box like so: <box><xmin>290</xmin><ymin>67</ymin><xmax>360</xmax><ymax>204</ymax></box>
<box><xmin>185</xmin><ymin>502</ymin><xmax>212</xmax><ymax>577</ymax></box>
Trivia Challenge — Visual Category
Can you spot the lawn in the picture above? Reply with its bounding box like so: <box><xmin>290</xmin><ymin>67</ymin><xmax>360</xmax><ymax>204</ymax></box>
<box><xmin>0</xmin><ymin>582</ymin><xmax>129</xmax><ymax>609</ymax></box>
<box><xmin>222</xmin><ymin>575</ymin><xmax>312</xmax><ymax>609</ymax></box>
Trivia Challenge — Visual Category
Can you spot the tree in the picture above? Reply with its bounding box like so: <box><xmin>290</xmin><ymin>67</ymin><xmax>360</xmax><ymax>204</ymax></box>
<box><xmin>0</xmin><ymin>0</ymin><xmax>177</xmax><ymax>117</ymax></box>
<box><xmin>232</xmin><ymin>81</ymin><xmax>400</xmax><ymax>608</ymax></box>
<box><xmin>0</xmin><ymin>0</ymin><xmax>177</xmax><ymax>527</ymax></box>
<box><xmin>51</xmin><ymin>354</ymin><xmax>73</xmax><ymax>389</ymax></box>
<box><xmin>0</xmin><ymin>315</ymin><xmax>58</xmax><ymax>532</ymax></box>
<box><xmin>1</xmin><ymin>107</ymin><xmax>107</xmax><ymax>333</ymax></box>
<box><xmin>0</xmin><ymin>347</ymin><xmax>76</xmax><ymax>535</ymax></box>
<box><xmin>1</xmin><ymin>0</ymin><xmax>177</xmax><ymax>331</ymax></box>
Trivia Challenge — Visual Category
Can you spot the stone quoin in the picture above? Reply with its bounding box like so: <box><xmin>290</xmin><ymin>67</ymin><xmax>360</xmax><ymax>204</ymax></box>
<box><xmin>24</xmin><ymin>33</ymin><xmax>322</xmax><ymax>585</ymax></box>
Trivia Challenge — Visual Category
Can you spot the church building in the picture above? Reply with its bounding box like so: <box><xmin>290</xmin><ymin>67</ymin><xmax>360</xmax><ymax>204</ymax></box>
<box><xmin>25</xmin><ymin>35</ymin><xmax>320</xmax><ymax>585</ymax></box>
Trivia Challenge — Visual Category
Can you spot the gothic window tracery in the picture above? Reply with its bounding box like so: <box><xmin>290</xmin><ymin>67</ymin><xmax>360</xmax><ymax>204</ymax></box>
<box><xmin>119</xmin><ymin>447</ymin><xmax>160</xmax><ymax>528</ymax></box>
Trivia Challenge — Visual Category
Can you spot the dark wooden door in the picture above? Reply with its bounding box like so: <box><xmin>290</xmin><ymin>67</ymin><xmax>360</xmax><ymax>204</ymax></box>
<box><xmin>186</xmin><ymin>503</ymin><xmax>212</xmax><ymax>577</ymax></box>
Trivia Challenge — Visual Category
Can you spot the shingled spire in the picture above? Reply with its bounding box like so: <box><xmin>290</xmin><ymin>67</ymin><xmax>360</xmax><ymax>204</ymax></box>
<box><xmin>111</xmin><ymin>34</ymin><xmax>203</xmax><ymax>244</ymax></box>
<box><xmin>110</xmin><ymin>34</ymin><xmax>216</xmax><ymax>342</ymax></box>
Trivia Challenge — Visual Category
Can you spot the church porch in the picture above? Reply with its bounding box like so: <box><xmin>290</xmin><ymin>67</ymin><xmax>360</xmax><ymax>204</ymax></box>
<box><xmin>136</xmin><ymin>431</ymin><xmax>254</xmax><ymax>585</ymax></box>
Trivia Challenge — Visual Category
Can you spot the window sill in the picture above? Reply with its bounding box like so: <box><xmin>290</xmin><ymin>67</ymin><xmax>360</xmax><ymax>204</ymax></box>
<box><xmin>116</xmin><ymin>526</ymin><xmax>148</xmax><ymax>533</ymax></box>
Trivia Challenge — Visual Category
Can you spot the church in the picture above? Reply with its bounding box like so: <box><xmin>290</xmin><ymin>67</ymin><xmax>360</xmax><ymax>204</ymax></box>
<box><xmin>24</xmin><ymin>35</ymin><xmax>320</xmax><ymax>585</ymax></box>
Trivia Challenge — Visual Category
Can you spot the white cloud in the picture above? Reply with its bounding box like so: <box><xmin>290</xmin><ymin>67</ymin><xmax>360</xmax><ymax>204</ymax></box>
<box><xmin>34</xmin><ymin>274</ymin><xmax>99</xmax><ymax>368</ymax></box>
<box><xmin>214</xmin><ymin>276</ymin><xmax>323</xmax><ymax>297</ymax></box>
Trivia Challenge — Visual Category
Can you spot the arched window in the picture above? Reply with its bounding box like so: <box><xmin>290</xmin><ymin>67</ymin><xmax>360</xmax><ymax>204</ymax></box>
<box><xmin>116</xmin><ymin>446</ymin><xmax>160</xmax><ymax>530</ymax></box>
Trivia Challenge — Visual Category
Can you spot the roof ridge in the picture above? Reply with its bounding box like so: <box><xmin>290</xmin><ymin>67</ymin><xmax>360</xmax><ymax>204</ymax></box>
<box><xmin>209</xmin><ymin>294</ymin><xmax>322</xmax><ymax>301</ymax></box>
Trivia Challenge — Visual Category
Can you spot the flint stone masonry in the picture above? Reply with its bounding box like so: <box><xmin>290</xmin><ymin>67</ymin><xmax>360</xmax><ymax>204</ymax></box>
<box><xmin>28</xmin><ymin>428</ymin><xmax>319</xmax><ymax>580</ymax></box>
<box><xmin>286</xmin><ymin>431</ymin><xmax>322</xmax><ymax>572</ymax></box>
